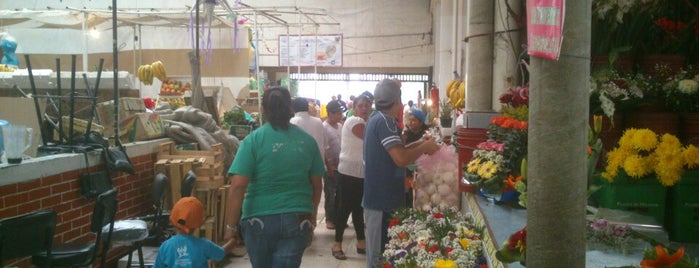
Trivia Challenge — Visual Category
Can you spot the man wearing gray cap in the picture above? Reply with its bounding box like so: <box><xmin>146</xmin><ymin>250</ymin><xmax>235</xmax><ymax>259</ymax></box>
<box><xmin>362</xmin><ymin>78</ymin><xmax>440</xmax><ymax>267</ymax></box>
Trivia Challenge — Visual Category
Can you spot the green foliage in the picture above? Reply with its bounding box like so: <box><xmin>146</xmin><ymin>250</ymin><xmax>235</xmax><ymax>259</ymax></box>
<box><xmin>221</xmin><ymin>107</ymin><xmax>248</xmax><ymax>130</ymax></box>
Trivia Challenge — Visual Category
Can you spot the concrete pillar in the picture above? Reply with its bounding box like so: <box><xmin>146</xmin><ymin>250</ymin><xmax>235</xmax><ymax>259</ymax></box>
<box><xmin>465</xmin><ymin>0</ymin><xmax>494</xmax><ymax>112</ymax></box>
<box><xmin>435</xmin><ymin>0</ymin><xmax>454</xmax><ymax>103</ymax></box>
<box><xmin>526</xmin><ymin>1</ymin><xmax>590</xmax><ymax>267</ymax></box>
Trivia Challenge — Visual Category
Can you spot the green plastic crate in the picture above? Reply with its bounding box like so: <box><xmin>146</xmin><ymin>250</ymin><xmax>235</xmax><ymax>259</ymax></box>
<box><xmin>593</xmin><ymin>171</ymin><xmax>667</xmax><ymax>225</ymax></box>
<box><xmin>229</xmin><ymin>125</ymin><xmax>252</xmax><ymax>140</ymax></box>
<box><xmin>667</xmin><ymin>171</ymin><xmax>699</xmax><ymax>243</ymax></box>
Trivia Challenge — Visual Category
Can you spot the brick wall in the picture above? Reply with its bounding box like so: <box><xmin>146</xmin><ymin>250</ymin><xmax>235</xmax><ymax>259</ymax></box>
<box><xmin>0</xmin><ymin>153</ymin><xmax>158</xmax><ymax>267</ymax></box>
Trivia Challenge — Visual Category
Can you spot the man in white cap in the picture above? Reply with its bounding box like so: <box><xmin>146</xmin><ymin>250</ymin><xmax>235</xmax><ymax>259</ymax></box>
<box><xmin>362</xmin><ymin>78</ymin><xmax>440</xmax><ymax>267</ymax></box>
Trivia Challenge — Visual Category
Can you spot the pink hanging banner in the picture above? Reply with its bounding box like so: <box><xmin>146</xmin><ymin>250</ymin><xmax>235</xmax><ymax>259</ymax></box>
<box><xmin>526</xmin><ymin>0</ymin><xmax>565</xmax><ymax>60</ymax></box>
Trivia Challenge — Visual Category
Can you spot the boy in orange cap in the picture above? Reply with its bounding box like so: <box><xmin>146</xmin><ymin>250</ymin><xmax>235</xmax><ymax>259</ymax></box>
<box><xmin>155</xmin><ymin>197</ymin><xmax>225</xmax><ymax>267</ymax></box>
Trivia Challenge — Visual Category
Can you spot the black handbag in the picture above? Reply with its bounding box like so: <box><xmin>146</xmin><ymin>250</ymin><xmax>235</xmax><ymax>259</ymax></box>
<box><xmin>103</xmin><ymin>143</ymin><xmax>135</xmax><ymax>175</ymax></box>
<box><xmin>78</xmin><ymin>149</ymin><xmax>113</xmax><ymax>199</ymax></box>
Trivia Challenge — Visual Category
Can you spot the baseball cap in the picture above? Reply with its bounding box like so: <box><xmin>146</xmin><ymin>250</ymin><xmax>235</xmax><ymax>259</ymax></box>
<box><xmin>170</xmin><ymin>197</ymin><xmax>205</xmax><ymax>233</ymax></box>
<box><xmin>326</xmin><ymin>100</ymin><xmax>343</xmax><ymax>113</ymax></box>
<box><xmin>410</xmin><ymin>108</ymin><xmax>426</xmax><ymax>124</ymax></box>
<box><xmin>374</xmin><ymin>79</ymin><xmax>401</xmax><ymax>109</ymax></box>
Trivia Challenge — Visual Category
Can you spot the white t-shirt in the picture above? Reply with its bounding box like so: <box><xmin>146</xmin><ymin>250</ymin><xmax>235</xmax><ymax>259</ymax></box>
<box><xmin>338</xmin><ymin>116</ymin><xmax>365</xmax><ymax>178</ymax></box>
<box><xmin>323</xmin><ymin>120</ymin><xmax>342</xmax><ymax>170</ymax></box>
<box><xmin>291</xmin><ymin>112</ymin><xmax>327</xmax><ymax>161</ymax></box>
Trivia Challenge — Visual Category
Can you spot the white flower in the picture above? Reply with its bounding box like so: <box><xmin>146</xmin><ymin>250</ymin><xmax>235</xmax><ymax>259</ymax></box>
<box><xmin>678</xmin><ymin>79</ymin><xmax>698</xmax><ymax>94</ymax></box>
<box><xmin>599</xmin><ymin>92</ymin><xmax>616</xmax><ymax>118</ymax></box>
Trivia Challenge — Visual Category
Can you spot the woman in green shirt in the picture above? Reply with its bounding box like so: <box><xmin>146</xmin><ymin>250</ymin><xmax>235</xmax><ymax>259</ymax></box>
<box><xmin>225</xmin><ymin>86</ymin><xmax>325</xmax><ymax>268</ymax></box>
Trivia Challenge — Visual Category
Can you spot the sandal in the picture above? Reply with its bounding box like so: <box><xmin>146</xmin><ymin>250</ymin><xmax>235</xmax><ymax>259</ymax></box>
<box><xmin>356</xmin><ymin>247</ymin><xmax>366</xmax><ymax>254</ymax></box>
<box><xmin>332</xmin><ymin>249</ymin><xmax>347</xmax><ymax>260</ymax></box>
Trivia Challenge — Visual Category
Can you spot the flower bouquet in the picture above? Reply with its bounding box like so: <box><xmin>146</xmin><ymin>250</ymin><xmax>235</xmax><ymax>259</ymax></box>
<box><xmin>663</xmin><ymin>65</ymin><xmax>699</xmax><ymax>113</ymax></box>
<box><xmin>495</xmin><ymin>226</ymin><xmax>526</xmax><ymax>265</ymax></box>
<box><xmin>382</xmin><ymin>206</ymin><xmax>487</xmax><ymax>268</ymax></box>
<box><xmin>601</xmin><ymin>128</ymin><xmax>699</xmax><ymax>186</ymax></box>
<box><xmin>586</xmin><ymin>218</ymin><xmax>643</xmax><ymax>254</ymax></box>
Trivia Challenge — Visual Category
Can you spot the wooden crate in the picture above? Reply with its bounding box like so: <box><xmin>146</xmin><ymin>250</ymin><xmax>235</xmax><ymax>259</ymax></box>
<box><xmin>156</xmin><ymin>141</ymin><xmax>230</xmax><ymax>243</ymax></box>
<box><xmin>157</xmin><ymin>141</ymin><xmax>224</xmax><ymax>165</ymax></box>
<box><xmin>154</xmin><ymin>157</ymin><xmax>204</xmax><ymax>208</ymax></box>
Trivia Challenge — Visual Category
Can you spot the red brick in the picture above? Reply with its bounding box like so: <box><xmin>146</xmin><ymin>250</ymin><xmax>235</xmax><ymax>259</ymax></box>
<box><xmin>0</xmin><ymin>206</ymin><xmax>18</xmax><ymax>218</ymax></box>
<box><xmin>41</xmin><ymin>174</ymin><xmax>64</xmax><ymax>186</ymax></box>
<box><xmin>61</xmin><ymin>169</ymin><xmax>81</xmax><ymax>181</ymax></box>
<box><xmin>17</xmin><ymin>179</ymin><xmax>41</xmax><ymax>192</ymax></box>
<box><xmin>60</xmin><ymin>208</ymin><xmax>82</xmax><ymax>222</ymax></box>
<box><xmin>28</xmin><ymin>187</ymin><xmax>51</xmax><ymax>200</ymax></box>
<box><xmin>51</xmin><ymin>182</ymin><xmax>71</xmax><ymax>194</ymax></box>
<box><xmin>0</xmin><ymin>184</ymin><xmax>17</xmax><ymax>196</ymax></box>
<box><xmin>41</xmin><ymin>195</ymin><xmax>62</xmax><ymax>208</ymax></box>
<box><xmin>4</xmin><ymin>192</ymin><xmax>29</xmax><ymax>206</ymax></box>
<box><xmin>18</xmin><ymin>200</ymin><xmax>41</xmax><ymax>214</ymax></box>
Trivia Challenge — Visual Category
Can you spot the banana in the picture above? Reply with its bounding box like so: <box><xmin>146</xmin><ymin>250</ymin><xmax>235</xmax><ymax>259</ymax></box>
<box><xmin>446</xmin><ymin>80</ymin><xmax>457</xmax><ymax>98</ymax></box>
<box><xmin>137</xmin><ymin>65</ymin><xmax>145</xmax><ymax>82</ymax></box>
<box><xmin>151</xmin><ymin>61</ymin><xmax>167</xmax><ymax>81</ymax></box>
<box><xmin>146</xmin><ymin>65</ymin><xmax>154</xmax><ymax>85</ymax></box>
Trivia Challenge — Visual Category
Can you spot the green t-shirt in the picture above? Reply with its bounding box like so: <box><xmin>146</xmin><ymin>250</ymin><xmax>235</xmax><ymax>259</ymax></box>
<box><xmin>228</xmin><ymin>123</ymin><xmax>326</xmax><ymax>219</ymax></box>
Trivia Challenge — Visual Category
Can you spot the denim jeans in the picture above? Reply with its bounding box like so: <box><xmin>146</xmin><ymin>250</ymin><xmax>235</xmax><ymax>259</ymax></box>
<box><xmin>240</xmin><ymin>212</ymin><xmax>314</xmax><ymax>268</ymax></box>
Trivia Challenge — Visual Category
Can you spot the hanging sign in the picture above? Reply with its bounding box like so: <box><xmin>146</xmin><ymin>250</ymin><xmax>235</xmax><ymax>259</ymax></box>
<box><xmin>526</xmin><ymin>0</ymin><xmax>565</xmax><ymax>60</ymax></box>
<box><xmin>279</xmin><ymin>34</ymin><xmax>343</xmax><ymax>67</ymax></box>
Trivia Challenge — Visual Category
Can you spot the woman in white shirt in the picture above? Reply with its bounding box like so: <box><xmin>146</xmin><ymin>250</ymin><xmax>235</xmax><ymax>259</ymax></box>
<box><xmin>331</xmin><ymin>92</ymin><xmax>373</xmax><ymax>260</ymax></box>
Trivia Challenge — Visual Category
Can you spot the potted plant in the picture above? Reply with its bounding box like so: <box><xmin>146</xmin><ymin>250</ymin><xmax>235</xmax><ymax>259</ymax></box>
<box><xmin>439</xmin><ymin>99</ymin><xmax>453</xmax><ymax>127</ymax></box>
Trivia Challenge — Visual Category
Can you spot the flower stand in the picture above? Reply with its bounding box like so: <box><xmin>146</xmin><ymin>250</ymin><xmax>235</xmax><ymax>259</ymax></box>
<box><xmin>667</xmin><ymin>170</ymin><xmax>699</xmax><ymax>243</ymax></box>
<box><xmin>592</xmin><ymin>173</ymin><xmax>668</xmax><ymax>225</ymax></box>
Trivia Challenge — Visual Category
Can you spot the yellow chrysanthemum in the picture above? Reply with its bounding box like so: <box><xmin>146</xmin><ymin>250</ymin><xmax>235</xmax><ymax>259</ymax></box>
<box><xmin>478</xmin><ymin>161</ymin><xmax>498</xmax><ymax>179</ymax></box>
<box><xmin>617</xmin><ymin>128</ymin><xmax>638</xmax><ymax>149</ymax></box>
<box><xmin>628</xmin><ymin>129</ymin><xmax>658</xmax><ymax>151</ymax></box>
<box><xmin>683</xmin><ymin>145</ymin><xmax>699</xmax><ymax>168</ymax></box>
<box><xmin>623</xmin><ymin>155</ymin><xmax>652</xmax><ymax>178</ymax></box>
<box><xmin>656</xmin><ymin>163</ymin><xmax>684</xmax><ymax>186</ymax></box>
<box><xmin>459</xmin><ymin>238</ymin><xmax>471</xmax><ymax>249</ymax></box>
<box><xmin>435</xmin><ymin>259</ymin><xmax>458</xmax><ymax>268</ymax></box>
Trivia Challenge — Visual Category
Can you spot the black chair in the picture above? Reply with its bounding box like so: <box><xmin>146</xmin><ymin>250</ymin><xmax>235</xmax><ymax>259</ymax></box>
<box><xmin>119</xmin><ymin>173</ymin><xmax>170</xmax><ymax>268</ymax></box>
<box><xmin>181</xmin><ymin>170</ymin><xmax>197</xmax><ymax>197</ymax></box>
<box><xmin>0</xmin><ymin>210</ymin><xmax>57</xmax><ymax>268</ymax></box>
<box><xmin>33</xmin><ymin>189</ymin><xmax>118</xmax><ymax>268</ymax></box>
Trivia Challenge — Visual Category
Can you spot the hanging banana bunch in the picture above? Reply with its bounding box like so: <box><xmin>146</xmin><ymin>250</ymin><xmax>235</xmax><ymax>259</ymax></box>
<box><xmin>137</xmin><ymin>61</ymin><xmax>168</xmax><ymax>85</ymax></box>
<box><xmin>151</xmin><ymin>60</ymin><xmax>168</xmax><ymax>82</ymax></box>
<box><xmin>446</xmin><ymin>78</ymin><xmax>465</xmax><ymax>109</ymax></box>
<box><xmin>137</xmin><ymin>64</ymin><xmax>154</xmax><ymax>85</ymax></box>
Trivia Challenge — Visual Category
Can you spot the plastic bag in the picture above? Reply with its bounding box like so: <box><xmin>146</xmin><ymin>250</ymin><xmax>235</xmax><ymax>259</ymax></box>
<box><xmin>413</xmin><ymin>145</ymin><xmax>460</xmax><ymax>211</ymax></box>
<box><xmin>106</xmin><ymin>219</ymin><xmax>149</xmax><ymax>246</ymax></box>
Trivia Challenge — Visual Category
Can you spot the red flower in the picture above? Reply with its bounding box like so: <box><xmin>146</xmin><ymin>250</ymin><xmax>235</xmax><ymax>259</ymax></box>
<box><xmin>143</xmin><ymin>98</ymin><xmax>156</xmax><ymax>110</ymax></box>
<box><xmin>433</xmin><ymin>212</ymin><xmax>444</xmax><ymax>219</ymax></box>
<box><xmin>507</xmin><ymin>227</ymin><xmax>527</xmax><ymax>251</ymax></box>
<box><xmin>389</xmin><ymin>218</ymin><xmax>400</xmax><ymax>228</ymax></box>
<box><xmin>426</xmin><ymin>245</ymin><xmax>440</xmax><ymax>253</ymax></box>
<box><xmin>383</xmin><ymin>264</ymin><xmax>394</xmax><ymax>268</ymax></box>
<box><xmin>640</xmin><ymin>246</ymin><xmax>684</xmax><ymax>268</ymax></box>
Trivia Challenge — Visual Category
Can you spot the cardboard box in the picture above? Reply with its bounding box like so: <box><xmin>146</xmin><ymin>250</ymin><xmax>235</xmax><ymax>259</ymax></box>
<box><xmin>123</xmin><ymin>113</ymin><xmax>165</xmax><ymax>142</ymax></box>
<box><xmin>96</xmin><ymin>98</ymin><xmax>146</xmax><ymax>127</ymax></box>
<box><xmin>54</xmin><ymin>116</ymin><xmax>105</xmax><ymax>141</ymax></box>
